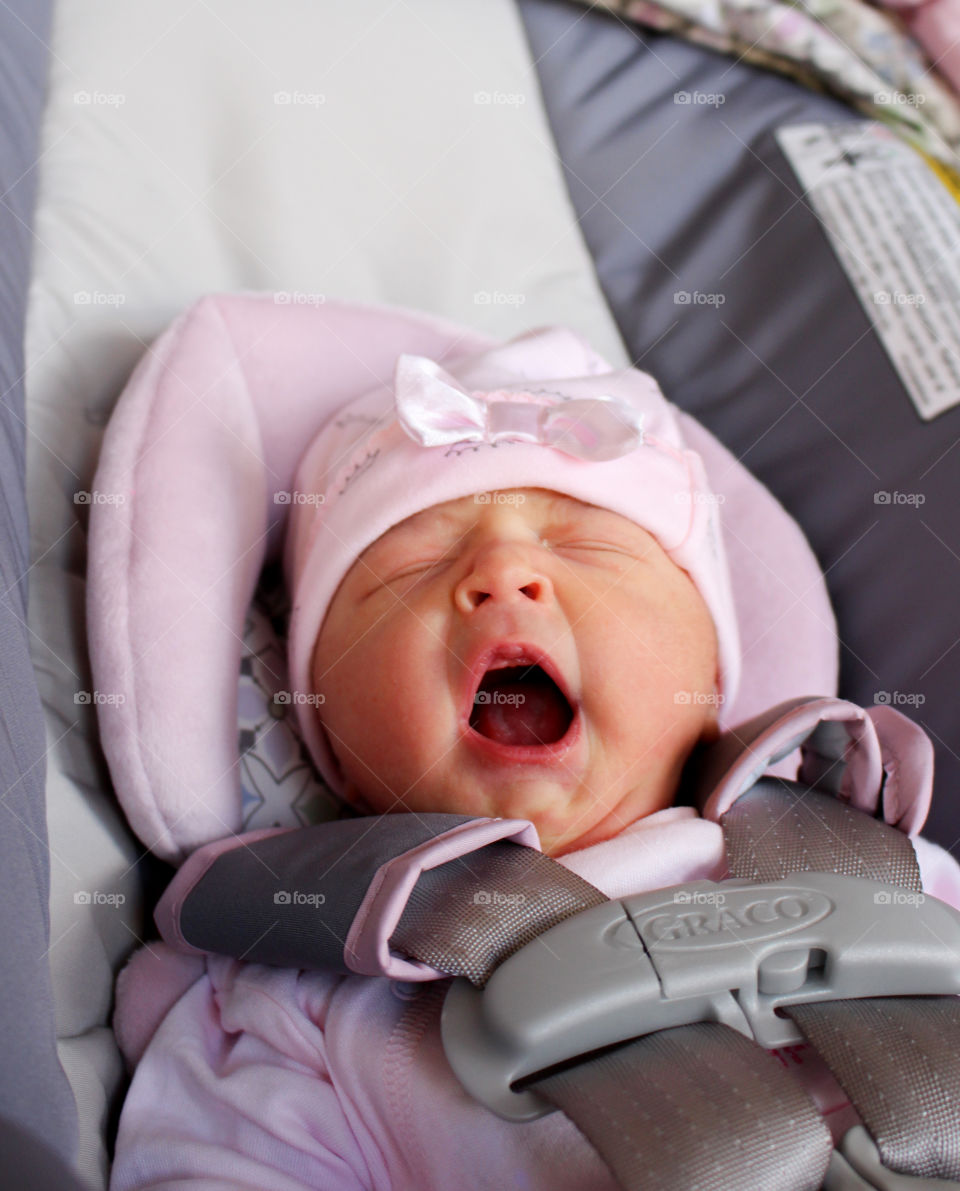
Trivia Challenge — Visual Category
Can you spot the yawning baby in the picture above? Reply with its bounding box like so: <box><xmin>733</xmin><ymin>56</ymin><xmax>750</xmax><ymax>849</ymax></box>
<box><xmin>310</xmin><ymin>486</ymin><xmax>721</xmax><ymax>856</ymax></box>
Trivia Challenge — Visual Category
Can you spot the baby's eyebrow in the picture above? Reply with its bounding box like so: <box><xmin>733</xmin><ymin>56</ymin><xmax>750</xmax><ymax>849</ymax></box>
<box><xmin>388</xmin><ymin>506</ymin><xmax>462</xmax><ymax>538</ymax></box>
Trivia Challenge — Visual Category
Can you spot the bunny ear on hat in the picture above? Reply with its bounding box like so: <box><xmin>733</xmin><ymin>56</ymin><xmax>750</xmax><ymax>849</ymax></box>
<box><xmin>85</xmin><ymin>293</ymin><xmax>499</xmax><ymax>864</ymax></box>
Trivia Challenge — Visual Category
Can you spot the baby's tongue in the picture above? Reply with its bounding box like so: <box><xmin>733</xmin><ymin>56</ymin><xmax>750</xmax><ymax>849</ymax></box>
<box><xmin>472</xmin><ymin>669</ymin><xmax>572</xmax><ymax>747</ymax></box>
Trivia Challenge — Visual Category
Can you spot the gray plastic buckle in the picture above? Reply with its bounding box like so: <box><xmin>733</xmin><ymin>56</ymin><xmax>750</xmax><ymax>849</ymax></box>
<box><xmin>441</xmin><ymin>873</ymin><xmax>960</xmax><ymax>1122</ymax></box>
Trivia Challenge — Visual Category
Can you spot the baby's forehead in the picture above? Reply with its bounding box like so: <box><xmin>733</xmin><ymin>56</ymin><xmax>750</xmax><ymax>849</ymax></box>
<box><xmin>362</xmin><ymin>488</ymin><xmax>611</xmax><ymax>553</ymax></box>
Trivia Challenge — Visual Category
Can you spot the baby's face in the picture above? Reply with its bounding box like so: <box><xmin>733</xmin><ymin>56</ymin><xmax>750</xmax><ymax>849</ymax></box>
<box><xmin>311</xmin><ymin>488</ymin><xmax>720</xmax><ymax>856</ymax></box>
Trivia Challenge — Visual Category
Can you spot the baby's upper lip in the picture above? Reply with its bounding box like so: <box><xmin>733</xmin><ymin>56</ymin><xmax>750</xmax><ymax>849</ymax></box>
<box><xmin>459</xmin><ymin>638</ymin><xmax>579</xmax><ymax>729</ymax></box>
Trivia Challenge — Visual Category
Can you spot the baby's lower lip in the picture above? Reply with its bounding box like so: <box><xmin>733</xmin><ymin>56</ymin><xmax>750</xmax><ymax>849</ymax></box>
<box><xmin>461</xmin><ymin>707</ymin><xmax>583</xmax><ymax>768</ymax></box>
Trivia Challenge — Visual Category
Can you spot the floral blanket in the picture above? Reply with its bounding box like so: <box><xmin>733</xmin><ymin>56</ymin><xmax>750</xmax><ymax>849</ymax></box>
<box><xmin>577</xmin><ymin>0</ymin><xmax>960</xmax><ymax>164</ymax></box>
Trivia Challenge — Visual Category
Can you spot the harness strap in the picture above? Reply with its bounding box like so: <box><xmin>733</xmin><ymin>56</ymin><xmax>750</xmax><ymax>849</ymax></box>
<box><xmin>721</xmin><ymin>777</ymin><xmax>923</xmax><ymax>889</ymax></box>
<box><xmin>395</xmin><ymin>775</ymin><xmax>960</xmax><ymax>1189</ymax></box>
<box><xmin>154</xmin><ymin>696</ymin><xmax>957</xmax><ymax>1189</ymax></box>
<box><xmin>722</xmin><ymin>780</ymin><xmax>960</xmax><ymax>1182</ymax></box>
<box><xmin>390</xmin><ymin>842</ymin><xmax>606</xmax><ymax>987</ymax></box>
<box><xmin>532</xmin><ymin>1024</ymin><xmax>832</xmax><ymax>1191</ymax></box>
<box><xmin>393</xmin><ymin>821</ymin><xmax>835</xmax><ymax>1190</ymax></box>
<box><xmin>788</xmin><ymin>999</ymin><xmax>960</xmax><ymax>1184</ymax></box>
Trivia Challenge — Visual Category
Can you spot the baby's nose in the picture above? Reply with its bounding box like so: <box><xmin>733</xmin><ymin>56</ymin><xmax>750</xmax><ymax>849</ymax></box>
<box><xmin>454</xmin><ymin>543</ymin><xmax>553</xmax><ymax>611</ymax></box>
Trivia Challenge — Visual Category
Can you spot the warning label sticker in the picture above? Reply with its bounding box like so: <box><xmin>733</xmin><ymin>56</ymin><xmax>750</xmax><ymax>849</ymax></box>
<box><xmin>776</xmin><ymin>121</ymin><xmax>960</xmax><ymax>421</ymax></box>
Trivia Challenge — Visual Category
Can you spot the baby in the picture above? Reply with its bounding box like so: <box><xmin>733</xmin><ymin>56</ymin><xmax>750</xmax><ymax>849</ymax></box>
<box><xmin>279</xmin><ymin>344</ymin><xmax>743</xmax><ymax>853</ymax></box>
<box><xmin>310</xmin><ymin>485</ymin><xmax>721</xmax><ymax>857</ymax></box>
<box><xmin>108</xmin><ymin>333</ymin><xmax>960</xmax><ymax>1191</ymax></box>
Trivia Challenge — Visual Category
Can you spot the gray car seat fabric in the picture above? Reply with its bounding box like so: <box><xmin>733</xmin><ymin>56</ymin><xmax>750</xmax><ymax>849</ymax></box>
<box><xmin>518</xmin><ymin>0</ymin><xmax>960</xmax><ymax>853</ymax></box>
<box><xmin>5</xmin><ymin>2</ymin><xmax>958</xmax><ymax>1185</ymax></box>
<box><xmin>0</xmin><ymin>1117</ymin><xmax>88</xmax><ymax>1191</ymax></box>
<box><xmin>0</xmin><ymin>0</ymin><xmax>80</xmax><ymax>1171</ymax></box>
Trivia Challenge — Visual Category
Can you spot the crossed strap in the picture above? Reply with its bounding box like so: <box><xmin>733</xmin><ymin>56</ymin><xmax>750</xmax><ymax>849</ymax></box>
<box><xmin>392</xmin><ymin>779</ymin><xmax>960</xmax><ymax>1191</ymax></box>
<box><xmin>160</xmin><ymin>696</ymin><xmax>958</xmax><ymax>1189</ymax></box>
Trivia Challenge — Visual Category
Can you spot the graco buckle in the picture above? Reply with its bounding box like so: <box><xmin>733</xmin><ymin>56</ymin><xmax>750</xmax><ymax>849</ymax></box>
<box><xmin>441</xmin><ymin>873</ymin><xmax>960</xmax><ymax>1122</ymax></box>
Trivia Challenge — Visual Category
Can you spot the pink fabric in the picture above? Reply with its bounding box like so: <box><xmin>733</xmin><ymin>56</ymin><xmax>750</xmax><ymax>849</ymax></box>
<box><xmin>880</xmin><ymin>0</ymin><xmax>960</xmax><ymax>99</ymax></box>
<box><xmin>109</xmin><ymin>808</ymin><xmax>960</xmax><ymax>1191</ymax></box>
<box><xmin>869</xmin><ymin>704</ymin><xmax>936</xmax><ymax>833</ymax></box>
<box><xmin>86</xmin><ymin>293</ymin><xmax>837</xmax><ymax>865</ymax></box>
<box><xmin>112</xmin><ymin>943</ymin><xmax>205</xmax><ymax>1071</ymax></box>
<box><xmin>86</xmin><ymin>294</ymin><xmax>494</xmax><ymax>865</ymax></box>
<box><xmin>285</xmin><ymin>335</ymin><xmax>745</xmax><ymax>797</ymax></box>
<box><xmin>701</xmin><ymin>698</ymin><xmax>933</xmax><ymax>835</ymax></box>
<box><xmin>676</xmin><ymin>413</ymin><xmax>838</xmax><ymax>732</ymax></box>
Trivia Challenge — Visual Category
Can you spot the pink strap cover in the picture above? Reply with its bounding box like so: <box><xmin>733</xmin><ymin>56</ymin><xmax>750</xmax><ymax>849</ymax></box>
<box><xmin>153</xmin><ymin>816</ymin><xmax>541</xmax><ymax>981</ymax></box>
<box><xmin>699</xmin><ymin>696</ymin><xmax>934</xmax><ymax>836</ymax></box>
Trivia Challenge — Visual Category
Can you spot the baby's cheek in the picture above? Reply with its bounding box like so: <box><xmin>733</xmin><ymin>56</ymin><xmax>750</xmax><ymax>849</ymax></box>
<box><xmin>652</xmin><ymin>572</ymin><xmax>719</xmax><ymax>678</ymax></box>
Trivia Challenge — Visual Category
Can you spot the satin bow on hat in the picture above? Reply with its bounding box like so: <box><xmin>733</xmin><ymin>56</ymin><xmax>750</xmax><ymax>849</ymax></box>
<box><xmin>394</xmin><ymin>353</ymin><xmax>645</xmax><ymax>461</ymax></box>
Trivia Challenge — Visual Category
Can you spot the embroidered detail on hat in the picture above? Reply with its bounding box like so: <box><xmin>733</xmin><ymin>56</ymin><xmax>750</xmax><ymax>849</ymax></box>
<box><xmin>336</xmin><ymin>448</ymin><xmax>381</xmax><ymax>496</ymax></box>
<box><xmin>443</xmin><ymin>438</ymin><xmax>522</xmax><ymax>458</ymax></box>
<box><xmin>333</xmin><ymin>412</ymin><xmax>381</xmax><ymax>430</ymax></box>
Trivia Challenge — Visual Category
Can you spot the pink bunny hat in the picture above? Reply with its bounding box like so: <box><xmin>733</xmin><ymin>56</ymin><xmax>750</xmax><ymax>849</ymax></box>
<box><xmin>86</xmin><ymin>293</ymin><xmax>838</xmax><ymax>862</ymax></box>
<box><xmin>285</xmin><ymin>339</ymin><xmax>742</xmax><ymax>798</ymax></box>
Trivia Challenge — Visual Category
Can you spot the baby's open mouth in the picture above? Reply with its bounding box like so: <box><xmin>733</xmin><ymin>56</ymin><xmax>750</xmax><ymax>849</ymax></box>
<box><xmin>469</xmin><ymin>663</ymin><xmax>575</xmax><ymax>747</ymax></box>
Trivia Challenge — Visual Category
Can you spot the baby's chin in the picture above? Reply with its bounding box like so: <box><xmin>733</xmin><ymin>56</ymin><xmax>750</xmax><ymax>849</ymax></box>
<box><xmin>341</xmin><ymin>769</ymin><xmax>658</xmax><ymax>858</ymax></box>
